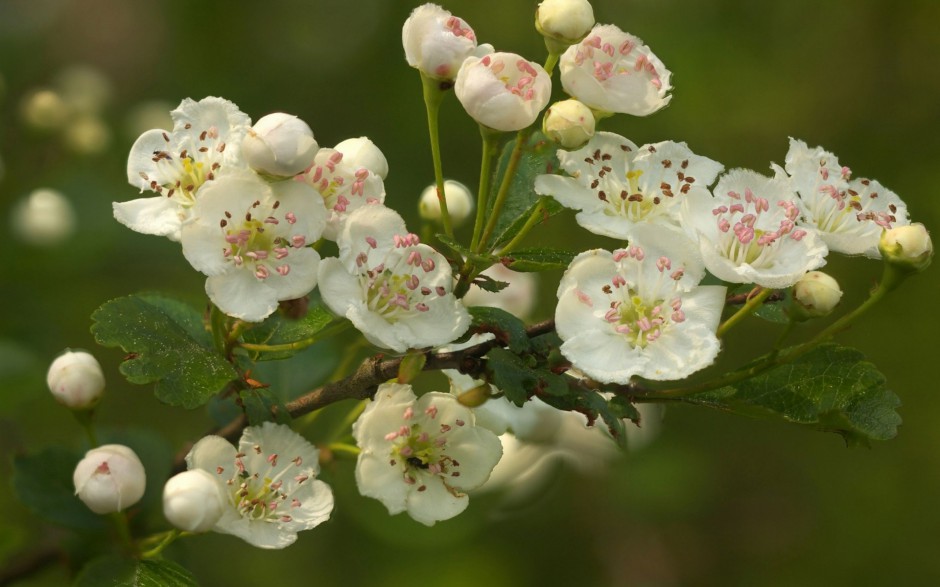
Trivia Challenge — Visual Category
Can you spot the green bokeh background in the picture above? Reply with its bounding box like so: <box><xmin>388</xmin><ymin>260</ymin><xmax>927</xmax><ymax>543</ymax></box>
<box><xmin>1</xmin><ymin>0</ymin><xmax>938</xmax><ymax>585</ymax></box>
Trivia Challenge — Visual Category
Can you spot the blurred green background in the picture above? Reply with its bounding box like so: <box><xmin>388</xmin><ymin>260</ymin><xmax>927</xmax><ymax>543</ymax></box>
<box><xmin>2</xmin><ymin>0</ymin><xmax>939</xmax><ymax>585</ymax></box>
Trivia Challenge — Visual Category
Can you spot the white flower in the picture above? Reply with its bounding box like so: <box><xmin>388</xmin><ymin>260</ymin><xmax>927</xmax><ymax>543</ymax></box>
<box><xmin>241</xmin><ymin>113</ymin><xmax>318</xmax><ymax>178</ymax></box>
<box><xmin>162</xmin><ymin>470</ymin><xmax>226</xmax><ymax>533</ymax></box>
<box><xmin>559</xmin><ymin>24</ymin><xmax>672</xmax><ymax>116</ymax></box>
<box><xmin>299</xmin><ymin>143</ymin><xmax>387</xmax><ymax>240</ymax></box>
<box><xmin>334</xmin><ymin>136</ymin><xmax>389</xmax><ymax>180</ymax></box>
<box><xmin>185</xmin><ymin>422</ymin><xmax>334</xmax><ymax>549</ymax></box>
<box><xmin>791</xmin><ymin>271</ymin><xmax>842</xmax><ymax>319</ymax></box>
<box><xmin>352</xmin><ymin>382</ymin><xmax>502</xmax><ymax>526</ymax></box>
<box><xmin>556</xmin><ymin>239</ymin><xmax>726</xmax><ymax>383</ymax></box>
<box><xmin>402</xmin><ymin>3</ymin><xmax>479</xmax><ymax>81</ymax></box>
<box><xmin>181</xmin><ymin>172</ymin><xmax>327</xmax><ymax>322</ymax></box>
<box><xmin>73</xmin><ymin>445</ymin><xmax>146</xmax><ymax>514</ymax></box>
<box><xmin>11</xmin><ymin>188</ymin><xmax>76</xmax><ymax>246</ymax></box>
<box><xmin>536</xmin><ymin>0</ymin><xmax>595</xmax><ymax>44</ymax></box>
<box><xmin>115</xmin><ymin>97</ymin><xmax>251</xmax><ymax>241</ymax></box>
<box><xmin>455</xmin><ymin>52</ymin><xmax>552</xmax><ymax>132</ymax></box>
<box><xmin>542</xmin><ymin>98</ymin><xmax>595</xmax><ymax>149</ymax></box>
<box><xmin>318</xmin><ymin>205</ymin><xmax>470</xmax><ymax>352</ymax></box>
<box><xmin>535</xmin><ymin>132</ymin><xmax>723</xmax><ymax>240</ymax></box>
<box><xmin>784</xmin><ymin>138</ymin><xmax>909</xmax><ymax>258</ymax></box>
<box><xmin>47</xmin><ymin>349</ymin><xmax>105</xmax><ymax>409</ymax></box>
<box><xmin>682</xmin><ymin>168</ymin><xmax>828</xmax><ymax>288</ymax></box>
<box><xmin>461</xmin><ymin>264</ymin><xmax>539</xmax><ymax>320</ymax></box>
<box><xmin>879</xmin><ymin>222</ymin><xmax>932</xmax><ymax>272</ymax></box>
<box><xmin>418</xmin><ymin>179</ymin><xmax>474</xmax><ymax>226</ymax></box>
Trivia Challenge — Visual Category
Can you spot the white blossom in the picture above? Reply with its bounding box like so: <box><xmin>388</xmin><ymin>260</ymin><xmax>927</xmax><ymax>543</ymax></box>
<box><xmin>241</xmin><ymin>113</ymin><xmax>318</xmax><ymax>178</ymax></box>
<box><xmin>180</xmin><ymin>172</ymin><xmax>327</xmax><ymax>322</ymax></box>
<box><xmin>536</xmin><ymin>0</ymin><xmax>595</xmax><ymax>44</ymax></box>
<box><xmin>418</xmin><ymin>179</ymin><xmax>474</xmax><ymax>226</ymax></box>
<box><xmin>11</xmin><ymin>188</ymin><xmax>76</xmax><ymax>246</ymax></box>
<box><xmin>542</xmin><ymin>98</ymin><xmax>595</xmax><ymax>149</ymax></box>
<box><xmin>185</xmin><ymin>422</ymin><xmax>334</xmax><ymax>549</ymax></box>
<box><xmin>115</xmin><ymin>97</ymin><xmax>251</xmax><ymax>241</ymax></box>
<box><xmin>784</xmin><ymin>138</ymin><xmax>909</xmax><ymax>258</ymax></box>
<box><xmin>334</xmin><ymin>136</ymin><xmax>389</xmax><ymax>180</ymax></box>
<box><xmin>299</xmin><ymin>143</ymin><xmax>387</xmax><ymax>240</ymax></box>
<box><xmin>318</xmin><ymin>205</ymin><xmax>470</xmax><ymax>352</ymax></box>
<box><xmin>353</xmin><ymin>382</ymin><xmax>502</xmax><ymax>526</ymax></box>
<box><xmin>73</xmin><ymin>445</ymin><xmax>146</xmax><ymax>514</ymax></box>
<box><xmin>46</xmin><ymin>349</ymin><xmax>105</xmax><ymax>409</ymax></box>
<box><xmin>559</xmin><ymin>24</ymin><xmax>672</xmax><ymax>116</ymax></box>
<box><xmin>682</xmin><ymin>168</ymin><xmax>828</xmax><ymax>288</ymax></box>
<box><xmin>556</xmin><ymin>237</ymin><xmax>725</xmax><ymax>383</ymax></box>
<box><xmin>162</xmin><ymin>470</ymin><xmax>226</xmax><ymax>533</ymax></box>
<box><xmin>455</xmin><ymin>52</ymin><xmax>552</xmax><ymax>132</ymax></box>
<box><xmin>402</xmin><ymin>3</ymin><xmax>480</xmax><ymax>81</ymax></box>
<box><xmin>535</xmin><ymin>132</ymin><xmax>723</xmax><ymax>240</ymax></box>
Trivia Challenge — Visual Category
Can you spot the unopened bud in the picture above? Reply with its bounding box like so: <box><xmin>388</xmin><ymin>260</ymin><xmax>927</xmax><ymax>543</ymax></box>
<box><xmin>334</xmin><ymin>136</ymin><xmax>389</xmax><ymax>180</ymax></box>
<box><xmin>419</xmin><ymin>180</ymin><xmax>474</xmax><ymax>226</ymax></box>
<box><xmin>879</xmin><ymin>223</ymin><xmax>932</xmax><ymax>273</ymax></box>
<box><xmin>73</xmin><ymin>444</ymin><xmax>146</xmax><ymax>514</ymax></box>
<box><xmin>542</xmin><ymin>99</ymin><xmax>595</xmax><ymax>149</ymax></box>
<box><xmin>242</xmin><ymin>113</ymin><xmax>318</xmax><ymax>178</ymax></box>
<box><xmin>47</xmin><ymin>349</ymin><xmax>105</xmax><ymax>409</ymax></box>
<box><xmin>790</xmin><ymin>271</ymin><xmax>842</xmax><ymax>321</ymax></box>
<box><xmin>21</xmin><ymin>89</ymin><xmax>69</xmax><ymax>131</ymax></box>
<box><xmin>457</xmin><ymin>383</ymin><xmax>492</xmax><ymax>408</ymax></box>
<box><xmin>163</xmin><ymin>470</ymin><xmax>225</xmax><ymax>532</ymax></box>
<box><xmin>536</xmin><ymin>0</ymin><xmax>595</xmax><ymax>47</ymax></box>
<box><xmin>63</xmin><ymin>115</ymin><xmax>111</xmax><ymax>155</ymax></box>
<box><xmin>402</xmin><ymin>3</ymin><xmax>479</xmax><ymax>81</ymax></box>
<box><xmin>11</xmin><ymin>188</ymin><xmax>76</xmax><ymax>246</ymax></box>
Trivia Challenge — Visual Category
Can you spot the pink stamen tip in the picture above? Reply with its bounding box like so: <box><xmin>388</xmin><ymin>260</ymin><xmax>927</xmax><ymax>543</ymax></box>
<box><xmin>425</xmin><ymin>405</ymin><xmax>438</xmax><ymax>418</ymax></box>
<box><xmin>276</xmin><ymin>265</ymin><xmax>290</xmax><ymax>276</ymax></box>
<box><xmin>285</xmin><ymin>212</ymin><xmax>297</xmax><ymax>224</ymax></box>
<box><xmin>384</xmin><ymin>431</ymin><xmax>398</xmax><ymax>441</ymax></box>
<box><xmin>365</xmin><ymin>236</ymin><xmax>377</xmax><ymax>249</ymax></box>
<box><xmin>291</xmin><ymin>236</ymin><xmax>306</xmax><ymax>248</ymax></box>
<box><xmin>576</xmin><ymin>289</ymin><xmax>593</xmax><ymax>307</ymax></box>
<box><xmin>403</xmin><ymin>407</ymin><xmax>414</xmax><ymax>420</ymax></box>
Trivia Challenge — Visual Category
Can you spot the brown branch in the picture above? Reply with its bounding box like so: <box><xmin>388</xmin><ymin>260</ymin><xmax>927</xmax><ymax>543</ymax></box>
<box><xmin>172</xmin><ymin>319</ymin><xmax>556</xmax><ymax>472</ymax></box>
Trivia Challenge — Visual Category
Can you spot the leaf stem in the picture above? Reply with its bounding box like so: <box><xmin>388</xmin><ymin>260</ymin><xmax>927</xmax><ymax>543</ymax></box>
<box><xmin>496</xmin><ymin>197</ymin><xmax>549</xmax><ymax>255</ymax></box>
<box><xmin>111</xmin><ymin>512</ymin><xmax>137</xmax><ymax>557</ymax></box>
<box><xmin>717</xmin><ymin>287</ymin><xmax>774</xmax><ymax>338</ymax></box>
<box><xmin>477</xmin><ymin>129</ymin><xmax>531</xmax><ymax>252</ymax></box>
<box><xmin>469</xmin><ymin>125</ymin><xmax>504</xmax><ymax>253</ymax></box>
<box><xmin>421</xmin><ymin>72</ymin><xmax>454</xmax><ymax>239</ymax></box>
<box><xmin>238</xmin><ymin>320</ymin><xmax>351</xmax><ymax>354</ymax></box>
<box><xmin>326</xmin><ymin>442</ymin><xmax>361</xmax><ymax>458</ymax></box>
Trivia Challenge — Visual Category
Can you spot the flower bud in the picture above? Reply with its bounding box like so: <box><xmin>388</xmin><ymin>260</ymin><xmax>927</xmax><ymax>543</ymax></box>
<box><xmin>47</xmin><ymin>349</ymin><xmax>104</xmax><ymax>409</ymax></box>
<box><xmin>542</xmin><ymin>99</ymin><xmax>595</xmax><ymax>149</ymax></box>
<box><xmin>63</xmin><ymin>115</ymin><xmax>111</xmax><ymax>155</ymax></box>
<box><xmin>334</xmin><ymin>136</ymin><xmax>389</xmax><ymax>180</ymax></box>
<box><xmin>162</xmin><ymin>470</ymin><xmax>226</xmax><ymax>533</ymax></box>
<box><xmin>402</xmin><ymin>3</ymin><xmax>479</xmax><ymax>81</ymax></box>
<box><xmin>536</xmin><ymin>0</ymin><xmax>595</xmax><ymax>46</ymax></box>
<box><xmin>879</xmin><ymin>223</ymin><xmax>932</xmax><ymax>273</ymax></box>
<box><xmin>73</xmin><ymin>444</ymin><xmax>146</xmax><ymax>514</ymax></box>
<box><xmin>456</xmin><ymin>383</ymin><xmax>492</xmax><ymax>408</ymax></box>
<box><xmin>241</xmin><ymin>113</ymin><xmax>318</xmax><ymax>178</ymax></box>
<box><xmin>455</xmin><ymin>53</ymin><xmax>552</xmax><ymax>132</ymax></box>
<box><xmin>11</xmin><ymin>188</ymin><xmax>76</xmax><ymax>246</ymax></box>
<box><xmin>21</xmin><ymin>89</ymin><xmax>69</xmax><ymax>131</ymax></box>
<box><xmin>790</xmin><ymin>271</ymin><xmax>842</xmax><ymax>321</ymax></box>
<box><xmin>419</xmin><ymin>180</ymin><xmax>474</xmax><ymax>226</ymax></box>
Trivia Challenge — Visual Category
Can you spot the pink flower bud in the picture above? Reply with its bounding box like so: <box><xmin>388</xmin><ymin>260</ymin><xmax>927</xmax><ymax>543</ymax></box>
<box><xmin>73</xmin><ymin>445</ymin><xmax>146</xmax><ymax>514</ymax></box>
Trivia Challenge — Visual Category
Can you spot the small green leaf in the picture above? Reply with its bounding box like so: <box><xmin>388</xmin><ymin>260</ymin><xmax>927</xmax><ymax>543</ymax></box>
<box><xmin>239</xmin><ymin>388</ymin><xmax>291</xmax><ymax>425</ymax></box>
<box><xmin>12</xmin><ymin>446</ymin><xmax>105</xmax><ymax>531</ymax></box>
<box><xmin>539</xmin><ymin>389</ymin><xmax>630</xmax><ymax>448</ymax></box>
<box><xmin>397</xmin><ymin>352</ymin><xmax>427</xmax><ymax>384</ymax></box>
<box><xmin>435</xmin><ymin>233</ymin><xmax>495</xmax><ymax>265</ymax></box>
<box><xmin>487</xmin><ymin>132</ymin><xmax>565</xmax><ymax>249</ymax></box>
<box><xmin>74</xmin><ymin>556</ymin><xmax>200</xmax><ymax>587</ymax></box>
<box><xmin>484</xmin><ymin>347</ymin><xmax>568</xmax><ymax>406</ymax></box>
<box><xmin>91</xmin><ymin>294</ymin><xmax>239</xmax><ymax>408</ymax></box>
<box><xmin>499</xmin><ymin>247</ymin><xmax>577</xmax><ymax>272</ymax></box>
<box><xmin>686</xmin><ymin>344</ymin><xmax>901</xmax><ymax>446</ymax></box>
<box><xmin>238</xmin><ymin>298</ymin><xmax>340</xmax><ymax>361</ymax></box>
<box><xmin>469</xmin><ymin>306</ymin><xmax>531</xmax><ymax>353</ymax></box>
<box><xmin>471</xmin><ymin>274</ymin><xmax>509</xmax><ymax>293</ymax></box>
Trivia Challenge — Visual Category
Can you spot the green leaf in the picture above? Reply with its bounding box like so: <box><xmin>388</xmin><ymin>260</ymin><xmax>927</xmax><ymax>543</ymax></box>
<box><xmin>0</xmin><ymin>339</ymin><xmax>43</xmax><ymax>411</ymax></box>
<box><xmin>488</xmin><ymin>132</ymin><xmax>565</xmax><ymax>249</ymax></box>
<box><xmin>238</xmin><ymin>297</ymin><xmax>340</xmax><ymax>361</ymax></box>
<box><xmin>434</xmin><ymin>233</ymin><xmax>495</xmax><ymax>265</ymax></box>
<box><xmin>484</xmin><ymin>347</ymin><xmax>568</xmax><ymax>406</ymax></box>
<box><xmin>686</xmin><ymin>344</ymin><xmax>901</xmax><ymax>446</ymax></box>
<box><xmin>74</xmin><ymin>556</ymin><xmax>200</xmax><ymax>587</ymax></box>
<box><xmin>91</xmin><ymin>294</ymin><xmax>239</xmax><ymax>409</ymax></box>
<box><xmin>12</xmin><ymin>446</ymin><xmax>106</xmax><ymax>531</ymax></box>
<box><xmin>239</xmin><ymin>388</ymin><xmax>291</xmax><ymax>425</ymax></box>
<box><xmin>469</xmin><ymin>306</ymin><xmax>531</xmax><ymax>353</ymax></box>
<box><xmin>397</xmin><ymin>352</ymin><xmax>427</xmax><ymax>384</ymax></box>
<box><xmin>471</xmin><ymin>273</ymin><xmax>509</xmax><ymax>293</ymax></box>
<box><xmin>538</xmin><ymin>388</ymin><xmax>632</xmax><ymax>449</ymax></box>
<box><xmin>499</xmin><ymin>247</ymin><xmax>577</xmax><ymax>272</ymax></box>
